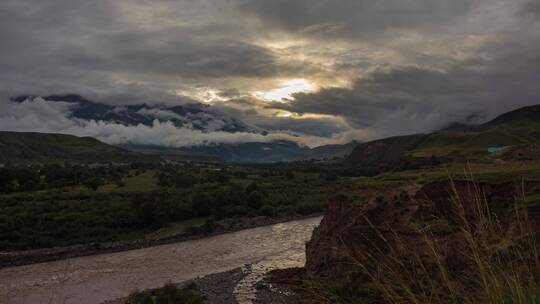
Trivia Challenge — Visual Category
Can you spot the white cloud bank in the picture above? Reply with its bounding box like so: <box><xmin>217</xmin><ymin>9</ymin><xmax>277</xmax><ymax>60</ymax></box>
<box><xmin>0</xmin><ymin>97</ymin><xmax>357</xmax><ymax>148</ymax></box>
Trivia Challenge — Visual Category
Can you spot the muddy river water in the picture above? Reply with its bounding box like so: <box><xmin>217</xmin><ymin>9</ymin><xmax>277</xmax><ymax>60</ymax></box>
<box><xmin>0</xmin><ymin>217</ymin><xmax>322</xmax><ymax>304</ymax></box>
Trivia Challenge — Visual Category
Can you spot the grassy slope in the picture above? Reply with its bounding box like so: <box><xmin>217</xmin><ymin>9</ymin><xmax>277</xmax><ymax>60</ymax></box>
<box><xmin>0</xmin><ymin>131</ymin><xmax>155</xmax><ymax>164</ymax></box>
<box><xmin>348</xmin><ymin>104</ymin><xmax>540</xmax><ymax>163</ymax></box>
<box><xmin>120</xmin><ymin>145</ymin><xmax>222</xmax><ymax>163</ymax></box>
<box><xmin>333</xmin><ymin>162</ymin><xmax>540</xmax><ymax>209</ymax></box>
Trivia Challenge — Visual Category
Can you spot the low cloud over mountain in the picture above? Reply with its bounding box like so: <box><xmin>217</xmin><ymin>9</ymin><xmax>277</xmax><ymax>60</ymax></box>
<box><xmin>0</xmin><ymin>0</ymin><xmax>539</xmax><ymax>146</ymax></box>
<box><xmin>0</xmin><ymin>95</ymin><xmax>347</xmax><ymax>148</ymax></box>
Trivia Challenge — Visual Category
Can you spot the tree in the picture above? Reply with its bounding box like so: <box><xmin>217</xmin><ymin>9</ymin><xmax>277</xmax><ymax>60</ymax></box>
<box><xmin>131</xmin><ymin>193</ymin><xmax>164</xmax><ymax>227</ymax></box>
<box><xmin>114</xmin><ymin>176</ymin><xmax>125</xmax><ymax>188</ymax></box>
<box><xmin>324</xmin><ymin>171</ymin><xmax>338</xmax><ymax>182</ymax></box>
<box><xmin>247</xmin><ymin>191</ymin><xmax>263</xmax><ymax>210</ymax></box>
<box><xmin>245</xmin><ymin>182</ymin><xmax>259</xmax><ymax>195</ymax></box>
<box><xmin>216</xmin><ymin>171</ymin><xmax>229</xmax><ymax>183</ymax></box>
<box><xmin>0</xmin><ymin>170</ymin><xmax>15</xmax><ymax>193</ymax></box>
<box><xmin>192</xmin><ymin>192</ymin><xmax>213</xmax><ymax>216</ymax></box>
<box><xmin>285</xmin><ymin>171</ymin><xmax>295</xmax><ymax>180</ymax></box>
<box><xmin>431</xmin><ymin>155</ymin><xmax>442</xmax><ymax>166</ymax></box>
<box><xmin>174</xmin><ymin>173</ymin><xmax>195</xmax><ymax>188</ymax></box>
<box><xmin>84</xmin><ymin>177</ymin><xmax>104</xmax><ymax>191</ymax></box>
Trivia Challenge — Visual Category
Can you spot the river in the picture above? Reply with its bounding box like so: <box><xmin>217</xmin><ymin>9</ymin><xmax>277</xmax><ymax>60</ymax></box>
<box><xmin>0</xmin><ymin>216</ymin><xmax>322</xmax><ymax>304</ymax></box>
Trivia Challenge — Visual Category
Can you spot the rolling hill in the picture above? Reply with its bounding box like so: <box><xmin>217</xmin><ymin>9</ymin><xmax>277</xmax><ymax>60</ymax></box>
<box><xmin>0</xmin><ymin>131</ymin><xmax>158</xmax><ymax>165</ymax></box>
<box><xmin>347</xmin><ymin>104</ymin><xmax>540</xmax><ymax>166</ymax></box>
<box><xmin>124</xmin><ymin>141</ymin><xmax>357</xmax><ymax>163</ymax></box>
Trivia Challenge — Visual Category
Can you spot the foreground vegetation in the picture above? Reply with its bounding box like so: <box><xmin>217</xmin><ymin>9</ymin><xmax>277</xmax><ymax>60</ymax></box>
<box><xmin>126</xmin><ymin>284</ymin><xmax>202</xmax><ymax>304</ymax></box>
<box><xmin>306</xmin><ymin>177</ymin><xmax>540</xmax><ymax>304</ymax></box>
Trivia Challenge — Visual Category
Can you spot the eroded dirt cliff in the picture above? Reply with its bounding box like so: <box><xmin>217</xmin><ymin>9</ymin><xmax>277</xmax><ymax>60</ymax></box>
<box><xmin>306</xmin><ymin>180</ymin><xmax>539</xmax><ymax>280</ymax></box>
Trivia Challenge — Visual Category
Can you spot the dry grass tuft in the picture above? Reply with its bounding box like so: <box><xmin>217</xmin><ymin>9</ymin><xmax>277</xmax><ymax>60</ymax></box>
<box><xmin>308</xmin><ymin>175</ymin><xmax>540</xmax><ymax>304</ymax></box>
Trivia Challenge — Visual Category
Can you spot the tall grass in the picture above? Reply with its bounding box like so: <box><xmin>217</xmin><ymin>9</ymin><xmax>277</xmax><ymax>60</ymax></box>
<box><xmin>309</xmin><ymin>177</ymin><xmax>540</xmax><ymax>304</ymax></box>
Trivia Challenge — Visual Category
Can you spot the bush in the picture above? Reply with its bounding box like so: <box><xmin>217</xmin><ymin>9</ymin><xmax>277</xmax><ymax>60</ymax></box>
<box><xmin>202</xmin><ymin>218</ymin><xmax>216</xmax><ymax>233</ymax></box>
<box><xmin>126</xmin><ymin>284</ymin><xmax>202</xmax><ymax>304</ymax></box>
<box><xmin>247</xmin><ymin>191</ymin><xmax>263</xmax><ymax>210</ymax></box>
<box><xmin>155</xmin><ymin>284</ymin><xmax>202</xmax><ymax>304</ymax></box>
<box><xmin>260</xmin><ymin>205</ymin><xmax>275</xmax><ymax>216</ymax></box>
<box><xmin>245</xmin><ymin>182</ymin><xmax>259</xmax><ymax>195</ymax></box>
<box><xmin>294</xmin><ymin>201</ymin><xmax>320</xmax><ymax>215</ymax></box>
<box><xmin>126</xmin><ymin>290</ymin><xmax>153</xmax><ymax>304</ymax></box>
<box><xmin>83</xmin><ymin>177</ymin><xmax>105</xmax><ymax>191</ymax></box>
<box><xmin>192</xmin><ymin>192</ymin><xmax>213</xmax><ymax>216</ymax></box>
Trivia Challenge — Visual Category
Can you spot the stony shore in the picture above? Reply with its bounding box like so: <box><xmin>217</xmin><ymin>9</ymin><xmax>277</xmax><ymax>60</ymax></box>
<box><xmin>254</xmin><ymin>268</ymin><xmax>305</xmax><ymax>304</ymax></box>
<box><xmin>102</xmin><ymin>267</ymin><xmax>246</xmax><ymax>304</ymax></box>
<box><xmin>103</xmin><ymin>266</ymin><xmax>304</xmax><ymax>304</ymax></box>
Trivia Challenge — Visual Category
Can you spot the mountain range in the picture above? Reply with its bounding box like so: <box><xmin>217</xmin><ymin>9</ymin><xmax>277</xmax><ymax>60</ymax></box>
<box><xmin>7</xmin><ymin>94</ymin><xmax>357</xmax><ymax>162</ymax></box>
<box><xmin>123</xmin><ymin>141</ymin><xmax>358</xmax><ymax>163</ymax></box>
<box><xmin>6</xmin><ymin>94</ymin><xmax>540</xmax><ymax>165</ymax></box>
<box><xmin>0</xmin><ymin>101</ymin><xmax>540</xmax><ymax>164</ymax></box>
<box><xmin>12</xmin><ymin>94</ymin><xmax>253</xmax><ymax>133</ymax></box>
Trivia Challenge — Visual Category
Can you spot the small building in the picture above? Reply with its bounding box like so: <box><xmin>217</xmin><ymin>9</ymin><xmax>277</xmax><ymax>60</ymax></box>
<box><xmin>487</xmin><ymin>146</ymin><xmax>512</xmax><ymax>154</ymax></box>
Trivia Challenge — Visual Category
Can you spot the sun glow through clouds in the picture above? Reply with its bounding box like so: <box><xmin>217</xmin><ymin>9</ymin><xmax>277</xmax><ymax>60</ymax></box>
<box><xmin>255</xmin><ymin>79</ymin><xmax>317</xmax><ymax>101</ymax></box>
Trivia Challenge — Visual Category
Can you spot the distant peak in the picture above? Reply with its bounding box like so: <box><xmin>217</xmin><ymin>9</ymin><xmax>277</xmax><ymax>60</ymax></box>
<box><xmin>11</xmin><ymin>94</ymin><xmax>91</xmax><ymax>104</ymax></box>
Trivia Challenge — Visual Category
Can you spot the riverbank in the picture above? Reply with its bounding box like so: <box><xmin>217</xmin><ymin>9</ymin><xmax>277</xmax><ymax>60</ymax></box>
<box><xmin>103</xmin><ymin>266</ymin><xmax>304</xmax><ymax>304</ymax></box>
<box><xmin>254</xmin><ymin>268</ymin><xmax>305</xmax><ymax>304</ymax></box>
<box><xmin>2</xmin><ymin>216</ymin><xmax>321</xmax><ymax>304</ymax></box>
<box><xmin>103</xmin><ymin>267</ymin><xmax>247</xmax><ymax>304</ymax></box>
<box><xmin>0</xmin><ymin>213</ymin><xmax>322</xmax><ymax>269</ymax></box>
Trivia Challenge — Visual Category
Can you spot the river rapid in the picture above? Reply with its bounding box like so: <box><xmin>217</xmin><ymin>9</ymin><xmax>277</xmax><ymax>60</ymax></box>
<box><xmin>0</xmin><ymin>216</ymin><xmax>322</xmax><ymax>304</ymax></box>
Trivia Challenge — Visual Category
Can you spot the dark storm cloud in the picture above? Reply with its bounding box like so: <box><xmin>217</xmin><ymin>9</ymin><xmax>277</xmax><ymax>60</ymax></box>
<box><xmin>237</xmin><ymin>0</ymin><xmax>473</xmax><ymax>38</ymax></box>
<box><xmin>0</xmin><ymin>0</ymin><xmax>539</xmax><ymax>144</ymax></box>
<box><xmin>271</xmin><ymin>42</ymin><xmax>540</xmax><ymax>137</ymax></box>
<box><xmin>104</xmin><ymin>38</ymin><xmax>279</xmax><ymax>78</ymax></box>
<box><xmin>522</xmin><ymin>0</ymin><xmax>540</xmax><ymax>18</ymax></box>
<box><xmin>252</xmin><ymin>117</ymin><xmax>345</xmax><ymax>137</ymax></box>
<box><xmin>0</xmin><ymin>0</ymin><xmax>296</xmax><ymax>103</ymax></box>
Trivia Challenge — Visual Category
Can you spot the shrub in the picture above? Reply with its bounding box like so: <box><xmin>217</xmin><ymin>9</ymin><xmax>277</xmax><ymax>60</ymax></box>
<box><xmin>260</xmin><ymin>205</ymin><xmax>275</xmax><ymax>216</ymax></box>
<box><xmin>126</xmin><ymin>284</ymin><xmax>202</xmax><ymax>304</ymax></box>
<box><xmin>245</xmin><ymin>182</ymin><xmax>259</xmax><ymax>195</ymax></box>
<box><xmin>202</xmin><ymin>218</ymin><xmax>216</xmax><ymax>233</ymax></box>
<box><xmin>247</xmin><ymin>191</ymin><xmax>263</xmax><ymax>210</ymax></box>
<box><xmin>126</xmin><ymin>290</ymin><xmax>153</xmax><ymax>304</ymax></box>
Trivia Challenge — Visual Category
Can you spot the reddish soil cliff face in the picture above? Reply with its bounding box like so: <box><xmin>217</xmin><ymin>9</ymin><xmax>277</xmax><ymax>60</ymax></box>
<box><xmin>305</xmin><ymin>180</ymin><xmax>539</xmax><ymax>279</ymax></box>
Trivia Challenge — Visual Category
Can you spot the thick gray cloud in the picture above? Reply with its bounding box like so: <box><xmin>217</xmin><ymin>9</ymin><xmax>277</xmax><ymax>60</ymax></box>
<box><xmin>271</xmin><ymin>41</ymin><xmax>540</xmax><ymax>138</ymax></box>
<box><xmin>0</xmin><ymin>0</ymin><xmax>539</xmax><ymax>145</ymax></box>
<box><xmin>522</xmin><ymin>0</ymin><xmax>540</xmax><ymax>18</ymax></box>
<box><xmin>0</xmin><ymin>0</ymin><xmax>298</xmax><ymax>102</ymax></box>
<box><xmin>237</xmin><ymin>0</ymin><xmax>473</xmax><ymax>39</ymax></box>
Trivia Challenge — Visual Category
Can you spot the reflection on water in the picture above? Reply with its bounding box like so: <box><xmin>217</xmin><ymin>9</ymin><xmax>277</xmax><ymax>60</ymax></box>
<box><xmin>0</xmin><ymin>217</ymin><xmax>321</xmax><ymax>304</ymax></box>
<box><xmin>233</xmin><ymin>222</ymin><xmax>313</xmax><ymax>304</ymax></box>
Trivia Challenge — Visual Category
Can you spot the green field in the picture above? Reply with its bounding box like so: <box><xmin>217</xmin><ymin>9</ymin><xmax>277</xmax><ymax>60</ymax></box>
<box><xmin>0</xmin><ymin>164</ymin><xmax>333</xmax><ymax>251</ymax></box>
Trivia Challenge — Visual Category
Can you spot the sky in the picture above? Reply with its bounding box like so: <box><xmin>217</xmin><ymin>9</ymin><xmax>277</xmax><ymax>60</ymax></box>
<box><xmin>0</xmin><ymin>0</ymin><xmax>539</xmax><ymax>147</ymax></box>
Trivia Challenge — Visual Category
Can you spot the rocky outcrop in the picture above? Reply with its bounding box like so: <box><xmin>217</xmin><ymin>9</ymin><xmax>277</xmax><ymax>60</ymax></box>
<box><xmin>306</xmin><ymin>180</ymin><xmax>539</xmax><ymax>279</ymax></box>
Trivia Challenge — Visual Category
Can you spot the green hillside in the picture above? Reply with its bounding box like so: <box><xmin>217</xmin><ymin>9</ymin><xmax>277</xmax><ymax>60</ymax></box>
<box><xmin>348</xmin><ymin>104</ymin><xmax>540</xmax><ymax>165</ymax></box>
<box><xmin>0</xmin><ymin>131</ymin><xmax>157</xmax><ymax>164</ymax></box>
<box><xmin>121</xmin><ymin>145</ymin><xmax>222</xmax><ymax>163</ymax></box>
<box><xmin>482</xmin><ymin>104</ymin><xmax>540</xmax><ymax>129</ymax></box>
